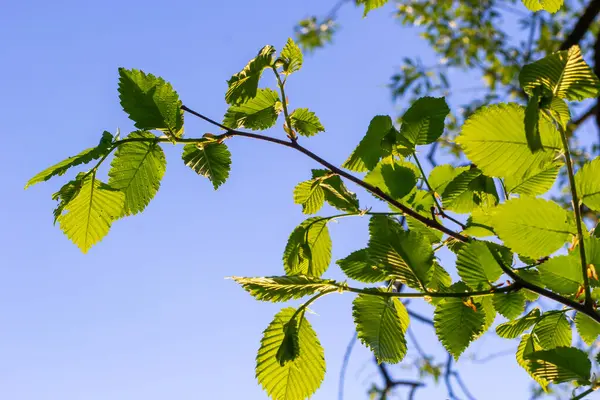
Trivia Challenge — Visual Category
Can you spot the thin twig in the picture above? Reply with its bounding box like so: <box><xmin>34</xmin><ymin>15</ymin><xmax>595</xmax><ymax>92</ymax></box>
<box><xmin>338</xmin><ymin>333</ymin><xmax>357</xmax><ymax>400</ymax></box>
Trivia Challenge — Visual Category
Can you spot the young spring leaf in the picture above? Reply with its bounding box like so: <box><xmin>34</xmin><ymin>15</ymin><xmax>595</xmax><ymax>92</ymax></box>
<box><xmin>427</xmin><ymin>262</ymin><xmax>453</xmax><ymax>292</ymax></box>
<box><xmin>25</xmin><ymin>131</ymin><xmax>114</xmax><ymax>189</ymax></box>
<box><xmin>441</xmin><ymin>168</ymin><xmax>498</xmax><ymax>213</ymax></box>
<box><xmin>276</xmin><ymin>317</ymin><xmax>300</xmax><ymax>366</ymax></box>
<box><xmin>289</xmin><ymin>108</ymin><xmax>325</xmax><ymax>137</ymax></box>
<box><xmin>283</xmin><ymin>218</ymin><xmax>332</xmax><ymax>277</ymax></box>
<box><xmin>526</xmin><ymin>347</ymin><xmax>591</xmax><ymax>384</ymax></box>
<box><xmin>293</xmin><ymin>179</ymin><xmax>325</xmax><ymax>214</ymax></box>
<box><xmin>56</xmin><ymin>174</ymin><xmax>125</xmax><ymax>253</ymax></box>
<box><xmin>428</xmin><ymin>164</ymin><xmax>468</xmax><ymax>197</ymax></box>
<box><xmin>108</xmin><ymin>131</ymin><xmax>166</xmax><ymax>216</ymax></box>
<box><xmin>364</xmin><ymin>158</ymin><xmax>417</xmax><ymax>199</ymax></box>
<box><xmin>311</xmin><ymin>170</ymin><xmax>359</xmax><ymax>213</ymax></box>
<box><xmin>546</xmin><ymin>97</ymin><xmax>571</xmax><ymax>130</ymax></box>
<box><xmin>342</xmin><ymin>115</ymin><xmax>394</xmax><ymax>172</ymax></box>
<box><xmin>455</xmin><ymin>241</ymin><xmax>510</xmax><ymax>290</ymax></box>
<box><xmin>226</xmin><ymin>45</ymin><xmax>275</xmax><ymax>106</ymax></box>
<box><xmin>434</xmin><ymin>297</ymin><xmax>485</xmax><ymax>360</ymax></box>
<box><xmin>516</xmin><ymin>334</ymin><xmax>548</xmax><ymax>390</ymax></box>
<box><xmin>463</xmin><ymin>207</ymin><xmax>496</xmax><ymax>238</ymax></box>
<box><xmin>336</xmin><ymin>249</ymin><xmax>389</xmax><ymax>283</ymax></box>
<box><xmin>496</xmin><ymin>308</ymin><xmax>542</xmax><ymax>339</ymax></box>
<box><xmin>398</xmin><ymin>96</ymin><xmax>449</xmax><ymax>148</ymax></box>
<box><xmin>538</xmin><ymin>255</ymin><xmax>582</xmax><ymax>295</ymax></box>
<box><xmin>182</xmin><ymin>140</ymin><xmax>232</xmax><ymax>189</ymax></box>
<box><xmin>490</xmin><ymin>196</ymin><xmax>574</xmax><ymax>259</ymax></box>
<box><xmin>256</xmin><ymin>308</ymin><xmax>325</xmax><ymax>400</ymax></box>
<box><xmin>278</xmin><ymin>38</ymin><xmax>303</xmax><ymax>75</ymax></box>
<box><xmin>521</xmin><ymin>0</ymin><xmax>563</xmax><ymax>14</ymax></box>
<box><xmin>575</xmin><ymin>157</ymin><xmax>600</xmax><ymax>212</ymax></box>
<box><xmin>368</xmin><ymin>215</ymin><xmax>433</xmax><ymax>290</ymax></box>
<box><xmin>533</xmin><ymin>312</ymin><xmax>572</xmax><ymax>349</ymax></box>
<box><xmin>504</xmin><ymin>161</ymin><xmax>562</xmax><ymax>196</ymax></box>
<box><xmin>231</xmin><ymin>275</ymin><xmax>338</xmax><ymax>302</ymax></box>
<box><xmin>223</xmin><ymin>88</ymin><xmax>282</xmax><ymax>130</ymax></box>
<box><xmin>352</xmin><ymin>293</ymin><xmax>409</xmax><ymax>364</ymax></box>
<box><xmin>492</xmin><ymin>292</ymin><xmax>526</xmax><ymax>320</ymax></box>
<box><xmin>118</xmin><ymin>68</ymin><xmax>184</xmax><ymax>136</ymax></box>
<box><xmin>520</xmin><ymin>45</ymin><xmax>600</xmax><ymax>101</ymax></box>
<box><xmin>356</xmin><ymin>0</ymin><xmax>389</xmax><ymax>16</ymax></box>
<box><xmin>456</xmin><ymin>104</ymin><xmax>561</xmax><ymax>179</ymax></box>
<box><xmin>575</xmin><ymin>312</ymin><xmax>600</xmax><ymax>346</ymax></box>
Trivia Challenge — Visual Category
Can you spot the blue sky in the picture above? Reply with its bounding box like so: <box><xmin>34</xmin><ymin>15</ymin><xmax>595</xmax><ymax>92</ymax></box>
<box><xmin>0</xmin><ymin>1</ymin><xmax>552</xmax><ymax>399</ymax></box>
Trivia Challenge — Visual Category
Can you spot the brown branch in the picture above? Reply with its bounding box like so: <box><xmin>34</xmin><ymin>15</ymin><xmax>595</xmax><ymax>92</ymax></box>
<box><xmin>559</xmin><ymin>0</ymin><xmax>600</xmax><ymax>50</ymax></box>
<box><xmin>376</xmin><ymin>361</ymin><xmax>424</xmax><ymax>399</ymax></box>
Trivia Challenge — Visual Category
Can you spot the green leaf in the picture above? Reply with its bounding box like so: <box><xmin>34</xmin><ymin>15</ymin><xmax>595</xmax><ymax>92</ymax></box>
<box><xmin>456</xmin><ymin>104</ymin><xmax>561</xmax><ymax>179</ymax></box>
<box><xmin>25</xmin><ymin>131</ymin><xmax>114</xmax><ymax>189</ymax></box>
<box><xmin>480</xmin><ymin>296</ymin><xmax>497</xmax><ymax>333</ymax></box>
<box><xmin>398</xmin><ymin>97</ymin><xmax>449</xmax><ymax>148</ymax></box>
<box><xmin>356</xmin><ymin>0</ymin><xmax>388</xmax><ymax>16</ymax></box>
<box><xmin>256</xmin><ymin>308</ymin><xmax>325</xmax><ymax>400</ymax></box>
<box><xmin>516</xmin><ymin>334</ymin><xmax>548</xmax><ymax>390</ymax></box>
<box><xmin>107</xmin><ymin>131</ymin><xmax>166</xmax><ymax>216</ymax></box>
<box><xmin>290</xmin><ymin>108</ymin><xmax>325</xmax><ymax>137</ymax></box>
<box><xmin>463</xmin><ymin>207</ymin><xmax>496</xmax><ymax>238</ymax></box>
<box><xmin>579</xmin><ymin>237</ymin><xmax>600</xmax><ymax>286</ymax></box>
<box><xmin>521</xmin><ymin>0</ymin><xmax>563</xmax><ymax>13</ymax></box>
<box><xmin>526</xmin><ymin>347</ymin><xmax>591</xmax><ymax>384</ymax></box>
<box><xmin>283</xmin><ymin>218</ymin><xmax>332</xmax><ymax>277</ymax></box>
<box><xmin>575</xmin><ymin>312</ymin><xmax>600</xmax><ymax>346</ymax></box>
<box><xmin>427</xmin><ymin>262</ymin><xmax>452</xmax><ymax>291</ymax></box>
<box><xmin>493</xmin><ymin>292</ymin><xmax>526</xmax><ymax>320</ymax></box>
<box><xmin>517</xmin><ymin>269</ymin><xmax>544</xmax><ymax>301</ymax></box>
<box><xmin>520</xmin><ymin>45</ymin><xmax>600</xmax><ymax>100</ymax></box>
<box><xmin>575</xmin><ymin>157</ymin><xmax>600</xmax><ymax>211</ymax></box>
<box><xmin>538</xmin><ymin>255</ymin><xmax>582</xmax><ymax>295</ymax></box>
<box><xmin>368</xmin><ymin>216</ymin><xmax>433</xmax><ymax>290</ymax></box>
<box><xmin>311</xmin><ymin>170</ymin><xmax>359</xmax><ymax>212</ymax></box>
<box><xmin>524</xmin><ymin>88</ymin><xmax>543</xmax><ymax>152</ymax></box>
<box><xmin>223</xmin><ymin>88</ymin><xmax>282</xmax><ymax>130</ymax></box>
<box><xmin>434</xmin><ymin>297</ymin><xmax>485</xmax><ymax>360</ymax></box>
<box><xmin>52</xmin><ymin>175</ymin><xmax>86</xmax><ymax>224</ymax></box>
<box><xmin>533</xmin><ymin>312</ymin><xmax>572</xmax><ymax>349</ymax></box>
<box><xmin>278</xmin><ymin>38</ymin><xmax>303</xmax><ymax>75</ymax></box>
<box><xmin>230</xmin><ymin>275</ymin><xmax>338</xmax><ymax>302</ymax></box>
<box><xmin>364</xmin><ymin>159</ymin><xmax>417</xmax><ymax>199</ymax></box>
<box><xmin>490</xmin><ymin>196</ymin><xmax>574</xmax><ymax>259</ymax></box>
<box><xmin>504</xmin><ymin>161</ymin><xmax>561</xmax><ymax>196</ymax></box>
<box><xmin>403</xmin><ymin>190</ymin><xmax>443</xmax><ymax>244</ymax></box>
<box><xmin>293</xmin><ymin>180</ymin><xmax>325</xmax><ymax>214</ymax></box>
<box><xmin>353</xmin><ymin>293</ymin><xmax>409</xmax><ymax>364</ymax></box>
<box><xmin>182</xmin><ymin>141</ymin><xmax>232</xmax><ymax>189</ymax></box>
<box><xmin>226</xmin><ymin>45</ymin><xmax>275</xmax><ymax>106</ymax></box>
<box><xmin>456</xmin><ymin>242</ymin><xmax>509</xmax><ymax>290</ymax></box>
<box><xmin>428</xmin><ymin>164</ymin><xmax>468</xmax><ymax>196</ymax></box>
<box><xmin>118</xmin><ymin>68</ymin><xmax>183</xmax><ymax>136</ymax></box>
<box><xmin>336</xmin><ymin>249</ymin><xmax>388</xmax><ymax>283</ymax></box>
<box><xmin>342</xmin><ymin>115</ymin><xmax>394</xmax><ymax>172</ymax></box>
<box><xmin>496</xmin><ymin>308</ymin><xmax>542</xmax><ymax>338</ymax></box>
<box><xmin>276</xmin><ymin>317</ymin><xmax>300</xmax><ymax>366</ymax></box>
<box><xmin>441</xmin><ymin>168</ymin><xmax>498</xmax><ymax>213</ymax></box>
<box><xmin>56</xmin><ymin>174</ymin><xmax>125</xmax><ymax>253</ymax></box>
<box><xmin>546</xmin><ymin>97</ymin><xmax>571</xmax><ymax>129</ymax></box>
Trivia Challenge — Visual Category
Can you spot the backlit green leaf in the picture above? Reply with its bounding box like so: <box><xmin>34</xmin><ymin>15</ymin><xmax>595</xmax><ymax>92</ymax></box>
<box><xmin>491</xmin><ymin>196</ymin><xmax>574</xmax><ymax>259</ymax></box>
<box><xmin>538</xmin><ymin>255</ymin><xmax>582</xmax><ymax>295</ymax></box>
<box><xmin>353</xmin><ymin>293</ymin><xmax>409</xmax><ymax>363</ymax></box>
<box><xmin>56</xmin><ymin>175</ymin><xmax>125</xmax><ymax>253</ymax></box>
<box><xmin>182</xmin><ymin>140</ymin><xmax>232</xmax><ymax>189</ymax></box>
<box><xmin>434</xmin><ymin>297</ymin><xmax>485</xmax><ymax>360</ymax></box>
<box><xmin>496</xmin><ymin>308</ymin><xmax>541</xmax><ymax>338</ymax></box>
<box><xmin>516</xmin><ymin>334</ymin><xmax>548</xmax><ymax>390</ymax></box>
<box><xmin>356</xmin><ymin>0</ymin><xmax>388</xmax><ymax>16</ymax></box>
<box><xmin>524</xmin><ymin>88</ymin><xmax>543</xmax><ymax>152</ymax></box>
<box><xmin>342</xmin><ymin>115</ymin><xmax>394</xmax><ymax>172</ymax></box>
<box><xmin>108</xmin><ymin>131</ymin><xmax>166</xmax><ymax>215</ymax></box>
<box><xmin>520</xmin><ymin>45</ymin><xmax>600</xmax><ymax>100</ymax></box>
<box><xmin>337</xmin><ymin>249</ymin><xmax>389</xmax><ymax>283</ymax></box>
<box><xmin>290</xmin><ymin>108</ymin><xmax>325</xmax><ymax>137</ymax></box>
<box><xmin>293</xmin><ymin>179</ymin><xmax>325</xmax><ymax>214</ymax></box>
<box><xmin>223</xmin><ymin>88</ymin><xmax>282</xmax><ymax>130</ymax></box>
<box><xmin>25</xmin><ymin>131</ymin><xmax>114</xmax><ymax>189</ymax></box>
<box><xmin>575</xmin><ymin>312</ymin><xmax>600</xmax><ymax>346</ymax></box>
<box><xmin>504</xmin><ymin>161</ymin><xmax>561</xmax><ymax>196</ymax></box>
<box><xmin>456</xmin><ymin>242</ymin><xmax>509</xmax><ymax>290</ymax></box>
<box><xmin>231</xmin><ymin>275</ymin><xmax>338</xmax><ymax>302</ymax></box>
<box><xmin>533</xmin><ymin>312</ymin><xmax>572</xmax><ymax>349</ymax></box>
<box><xmin>575</xmin><ymin>157</ymin><xmax>600</xmax><ymax>211</ymax></box>
<box><xmin>279</xmin><ymin>38</ymin><xmax>303</xmax><ymax>75</ymax></box>
<box><xmin>398</xmin><ymin>97</ymin><xmax>449</xmax><ymax>147</ymax></box>
<box><xmin>428</xmin><ymin>164</ymin><xmax>468</xmax><ymax>196</ymax></box>
<box><xmin>456</xmin><ymin>104</ymin><xmax>561</xmax><ymax>179</ymax></box>
<box><xmin>493</xmin><ymin>291</ymin><xmax>526</xmax><ymax>320</ymax></box>
<box><xmin>526</xmin><ymin>347</ymin><xmax>591</xmax><ymax>384</ymax></box>
<box><xmin>283</xmin><ymin>218</ymin><xmax>332</xmax><ymax>277</ymax></box>
<box><xmin>364</xmin><ymin>159</ymin><xmax>417</xmax><ymax>199</ymax></box>
<box><xmin>118</xmin><ymin>68</ymin><xmax>183</xmax><ymax>136</ymax></box>
<box><xmin>312</xmin><ymin>170</ymin><xmax>360</xmax><ymax>212</ymax></box>
<box><xmin>442</xmin><ymin>168</ymin><xmax>498</xmax><ymax>213</ymax></box>
<box><xmin>226</xmin><ymin>45</ymin><xmax>275</xmax><ymax>105</ymax></box>
<box><xmin>256</xmin><ymin>308</ymin><xmax>325</xmax><ymax>400</ymax></box>
<box><xmin>522</xmin><ymin>0</ymin><xmax>563</xmax><ymax>13</ymax></box>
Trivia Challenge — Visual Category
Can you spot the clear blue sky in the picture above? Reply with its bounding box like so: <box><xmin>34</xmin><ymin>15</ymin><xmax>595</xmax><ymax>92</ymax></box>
<box><xmin>1</xmin><ymin>1</ymin><xmax>545</xmax><ymax>399</ymax></box>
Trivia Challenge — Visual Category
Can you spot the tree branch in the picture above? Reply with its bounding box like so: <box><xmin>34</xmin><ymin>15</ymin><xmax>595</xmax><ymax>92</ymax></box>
<box><xmin>559</xmin><ymin>0</ymin><xmax>600</xmax><ymax>51</ymax></box>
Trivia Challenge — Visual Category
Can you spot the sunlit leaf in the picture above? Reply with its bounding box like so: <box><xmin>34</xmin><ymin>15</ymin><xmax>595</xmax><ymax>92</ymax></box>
<box><xmin>526</xmin><ymin>347</ymin><xmax>591</xmax><ymax>384</ymax></box>
<box><xmin>342</xmin><ymin>116</ymin><xmax>394</xmax><ymax>172</ymax></box>
<box><xmin>575</xmin><ymin>312</ymin><xmax>600</xmax><ymax>346</ymax></box>
<box><xmin>575</xmin><ymin>157</ymin><xmax>600</xmax><ymax>212</ymax></box>
<box><xmin>223</xmin><ymin>88</ymin><xmax>282</xmax><ymax>130</ymax></box>
<box><xmin>226</xmin><ymin>45</ymin><xmax>275</xmax><ymax>105</ymax></box>
<box><xmin>398</xmin><ymin>96</ymin><xmax>449</xmax><ymax>148</ymax></box>
<box><xmin>278</xmin><ymin>38</ymin><xmax>303</xmax><ymax>75</ymax></box>
<box><xmin>337</xmin><ymin>249</ymin><xmax>389</xmax><ymax>283</ymax></box>
<box><xmin>434</xmin><ymin>297</ymin><xmax>485</xmax><ymax>360</ymax></box>
<box><xmin>283</xmin><ymin>218</ymin><xmax>331</xmax><ymax>277</ymax></box>
<box><xmin>533</xmin><ymin>312</ymin><xmax>572</xmax><ymax>349</ymax></box>
<box><xmin>231</xmin><ymin>275</ymin><xmax>338</xmax><ymax>302</ymax></box>
<box><xmin>182</xmin><ymin>140</ymin><xmax>232</xmax><ymax>189</ymax></box>
<box><xmin>290</xmin><ymin>108</ymin><xmax>325</xmax><ymax>137</ymax></box>
<box><xmin>496</xmin><ymin>308</ymin><xmax>541</xmax><ymax>338</ymax></box>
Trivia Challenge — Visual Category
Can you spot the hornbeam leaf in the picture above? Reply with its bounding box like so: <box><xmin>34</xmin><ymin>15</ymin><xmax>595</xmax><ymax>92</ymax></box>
<box><xmin>283</xmin><ymin>218</ymin><xmax>332</xmax><ymax>277</ymax></box>
<box><xmin>226</xmin><ymin>45</ymin><xmax>275</xmax><ymax>105</ymax></box>
<box><xmin>182</xmin><ymin>140</ymin><xmax>231</xmax><ymax>189</ymax></box>
<box><xmin>575</xmin><ymin>157</ymin><xmax>600</xmax><ymax>212</ymax></box>
<box><xmin>231</xmin><ymin>275</ymin><xmax>338</xmax><ymax>302</ymax></box>
<box><xmin>223</xmin><ymin>88</ymin><xmax>282</xmax><ymax>130</ymax></box>
<box><xmin>526</xmin><ymin>347</ymin><xmax>591</xmax><ymax>384</ymax></box>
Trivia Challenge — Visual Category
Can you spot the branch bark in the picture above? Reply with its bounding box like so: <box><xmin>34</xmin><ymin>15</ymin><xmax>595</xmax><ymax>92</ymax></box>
<box><xmin>559</xmin><ymin>0</ymin><xmax>600</xmax><ymax>50</ymax></box>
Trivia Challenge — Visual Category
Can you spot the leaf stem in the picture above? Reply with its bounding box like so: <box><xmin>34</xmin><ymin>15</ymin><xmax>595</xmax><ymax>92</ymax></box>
<box><xmin>556</xmin><ymin>120</ymin><xmax>592</xmax><ymax>308</ymax></box>
<box><xmin>290</xmin><ymin>288</ymin><xmax>338</xmax><ymax>323</ymax></box>
<box><xmin>412</xmin><ymin>153</ymin><xmax>466</xmax><ymax>229</ymax></box>
<box><xmin>572</xmin><ymin>387</ymin><xmax>597</xmax><ymax>400</ymax></box>
<box><xmin>272</xmin><ymin>68</ymin><xmax>296</xmax><ymax>141</ymax></box>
